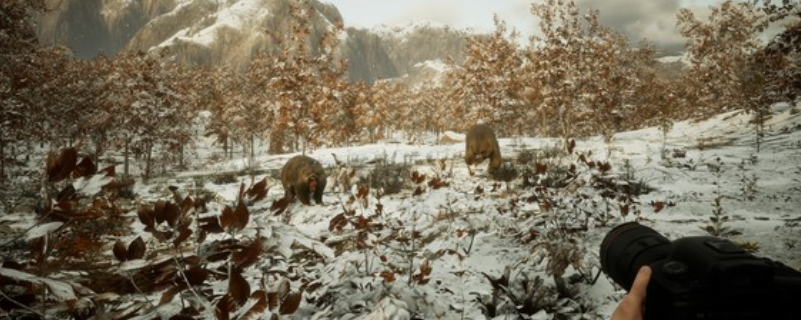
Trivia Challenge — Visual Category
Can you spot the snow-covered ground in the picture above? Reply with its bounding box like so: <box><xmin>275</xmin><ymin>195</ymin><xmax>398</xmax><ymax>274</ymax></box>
<box><xmin>2</xmin><ymin>106</ymin><xmax>800</xmax><ymax>319</ymax></box>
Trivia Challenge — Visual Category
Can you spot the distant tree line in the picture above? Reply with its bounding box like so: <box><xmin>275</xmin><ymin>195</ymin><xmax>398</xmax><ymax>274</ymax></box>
<box><xmin>1</xmin><ymin>0</ymin><xmax>799</xmax><ymax>181</ymax></box>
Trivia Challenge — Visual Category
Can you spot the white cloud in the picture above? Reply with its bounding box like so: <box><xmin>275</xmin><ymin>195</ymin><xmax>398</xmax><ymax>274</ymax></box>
<box><xmin>327</xmin><ymin>0</ymin><xmax>780</xmax><ymax>53</ymax></box>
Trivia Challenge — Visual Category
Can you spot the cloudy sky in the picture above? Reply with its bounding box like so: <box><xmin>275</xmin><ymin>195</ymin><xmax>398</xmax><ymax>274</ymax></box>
<box><xmin>325</xmin><ymin>0</ymin><xmax>738</xmax><ymax>54</ymax></box>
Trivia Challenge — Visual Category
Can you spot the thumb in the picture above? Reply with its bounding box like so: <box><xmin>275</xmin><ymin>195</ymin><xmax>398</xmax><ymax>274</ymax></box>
<box><xmin>628</xmin><ymin>266</ymin><xmax>652</xmax><ymax>302</ymax></box>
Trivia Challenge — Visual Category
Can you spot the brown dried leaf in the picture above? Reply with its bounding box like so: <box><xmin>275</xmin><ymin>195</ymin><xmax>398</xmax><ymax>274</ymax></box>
<box><xmin>173</xmin><ymin>226</ymin><xmax>192</xmax><ymax>247</ymax></box>
<box><xmin>419</xmin><ymin>259</ymin><xmax>432</xmax><ymax>276</ymax></box>
<box><xmin>233</xmin><ymin>201</ymin><xmax>250</xmax><ymax>231</ymax></box>
<box><xmin>653</xmin><ymin>201</ymin><xmax>665</xmax><ymax>213</ymax></box>
<box><xmin>271</xmin><ymin>198</ymin><xmax>290</xmax><ymax>215</ymax></box>
<box><xmin>154</xmin><ymin>201</ymin><xmax>167</xmax><ymax>225</ymax></box>
<box><xmin>428</xmin><ymin>178</ymin><xmax>449</xmax><ymax>189</ymax></box>
<box><xmin>151</xmin><ymin>230</ymin><xmax>172</xmax><ymax>243</ymax></box>
<box><xmin>194</xmin><ymin>197</ymin><xmax>208</xmax><ymax>213</ymax></box>
<box><xmin>72</xmin><ymin>156</ymin><xmax>98</xmax><ymax>179</ymax></box>
<box><xmin>233</xmin><ymin>237</ymin><xmax>262</xmax><ymax>270</ymax></box>
<box><xmin>52</xmin><ymin>198</ymin><xmax>76</xmax><ymax>219</ymax></box>
<box><xmin>99</xmin><ymin>165</ymin><xmax>115</xmax><ymax>177</ymax></box>
<box><xmin>277</xmin><ymin>278</ymin><xmax>290</xmax><ymax>302</ymax></box>
<box><xmin>113</xmin><ymin>241</ymin><xmax>128</xmax><ymax>262</ymax></box>
<box><xmin>278</xmin><ymin>291</ymin><xmax>302</xmax><ymax>315</ymax></box>
<box><xmin>46</xmin><ymin>151</ymin><xmax>61</xmax><ymax>182</ymax></box>
<box><xmin>535</xmin><ymin>163</ymin><xmax>548</xmax><ymax>175</ymax></box>
<box><xmin>246</xmin><ymin>178</ymin><xmax>269</xmax><ymax>203</ymax></box>
<box><xmin>216</xmin><ymin>294</ymin><xmax>231</xmax><ymax>320</ymax></box>
<box><xmin>567</xmin><ymin>139</ymin><xmax>576</xmax><ymax>154</ymax></box>
<box><xmin>357</xmin><ymin>185</ymin><xmax>369</xmax><ymax>199</ymax></box>
<box><xmin>228</xmin><ymin>272</ymin><xmax>250</xmax><ymax>308</ymax></box>
<box><xmin>163</xmin><ymin>202</ymin><xmax>182</xmax><ymax>228</ymax></box>
<box><xmin>240</xmin><ymin>290</ymin><xmax>268</xmax><ymax>320</ymax></box>
<box><xmin>47</xmin><ymin>148</ymin><xmax>78</xmax><ymax>182</ymax></box>
<box><xmin>413</xmin><ymin>186</ymin><xmax>424</xmax><ymax>197</ymax></box>
<box><xmin>181</xmin><ymin>196</ymin><xmax>194</xmax><ymax>214</ymax></box>
<box><xmin>220</xmin><ymin>206</ymin><xmax>236</xmax><ymax>230</ymax></box>
<box><xmin>199</xmin><ymin>216</ymin><xmax>224</xmax><ymax>233</ymax></box>
<box><xmin>380</xmin><ymin>271</ymin><xmax>395</xmax><ymax>283</ymax></box>
<box><xmin>354</xmin><ymin>216</ymin><xmax>370</xmax><ymax>229</ymax></box>
<box><xmin>158</xmin><ymin>283</ymin><xmax>187</xmax><ymax>306</ymax></box>
<box><xmin>30</xmin><ymin>237</ymin><xmax>45</xmax><ymax>263</ymax></box>
<box><xmin>267</xmin><ymin>291</ymin><xmax>279</xmax><ymax>311</ymax></box>
<box><xmin>137</xmin><ymin>206</ymin><xmax>155</xmax><ymax>230</ymax></box>
<box><xmin>182</xmin><ymin>267</ymin><xmax>208</xmax><ymax>286</ymax></box>
<box><xmin>103</xmin><ymin>178</ymin><xmax>134</xmax><ymax>191</ymax></box>
<box><xmin>56</xmin><ymin>185</ymin><xmax>76</xmax><ymax>202</ymax></box>
<box><xmin>328</xmin><ymin>213</ymin><xmax>347</xmax><ymax>232</ymax></box>
<box><xmin>410</xmin><ymin>171</ymin><xmax>427</xmax><ymax>184</ymax></box>
<box><xmin>127</xmin><ymin>236</ymin><xmax>146</xmax><ymax>260</ymax></box>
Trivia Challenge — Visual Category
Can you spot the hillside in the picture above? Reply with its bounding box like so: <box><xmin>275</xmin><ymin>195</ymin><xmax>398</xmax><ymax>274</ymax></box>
<box><xmin>2</xmin><ymin>105</ymin><xmax>800</xmax><ymax>319</ymax></box>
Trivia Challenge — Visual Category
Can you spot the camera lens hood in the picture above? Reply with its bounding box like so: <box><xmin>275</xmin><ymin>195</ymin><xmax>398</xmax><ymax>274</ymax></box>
<box><xmin>601</xmin><ymin>222</ymin><xmax>671</xmax><ymax>289</ymax></box>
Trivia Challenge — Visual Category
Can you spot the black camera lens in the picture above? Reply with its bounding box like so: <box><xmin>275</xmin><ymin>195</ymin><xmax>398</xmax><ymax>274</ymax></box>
<box><xmin>600</xmin><ymin>222</ymin><xmax>671</xmax><ymax>289</ymax></box>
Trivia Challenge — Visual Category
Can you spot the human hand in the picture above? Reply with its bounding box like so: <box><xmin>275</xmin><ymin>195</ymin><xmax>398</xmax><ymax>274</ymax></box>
<box><xmin>611</xmin><ymin>266</ymin><xmax>651</xmax><ymax>320</ymax></box>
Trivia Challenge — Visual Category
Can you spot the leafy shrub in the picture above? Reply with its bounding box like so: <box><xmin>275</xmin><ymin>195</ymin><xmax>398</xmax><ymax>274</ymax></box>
<box><xmin>476</xmin><ymin>265</ymin><xmax>597</xmax><ymax>319</ymax></box>
<box><xmin>211</xmin><ymin>171</ymin><xmax>239</xmax><ymax>184</ymax></box>
<box><xmin>701</xmin><ymin>157</ymin><xmax>742</xmax><ymax>237</ymax></box>
<box><xmin>620</xmin><ymin>179</ymin><xmax>657</xmax><ymax>197</ymax></box>
<box><xmin>490</xmin><ymin>162</ymin><xmax>519</xmax><ymax>183</ymax></box>
<box><xmin>359</xmin><ymin>160</ymin><xmax>412</xmax><ymax>195</ymax></box>
<box><xmin>113</xmin><ymin>179</ymin><xmax>138</xmax><ymax>200</ymax></box>
<box><xmin>520</xmin><ymin>163</ymin><xmax>573</xmax><ymax>189</ymax></box>
<box><xmin>516</xmin><ymin>149</ymin><xmax>536</xmax><ymax>165</ymax></box>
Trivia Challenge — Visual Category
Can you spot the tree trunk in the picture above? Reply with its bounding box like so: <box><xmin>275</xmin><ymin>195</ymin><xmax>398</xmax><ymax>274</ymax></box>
<box><xmin>223</xmin><ymin>136</ymin><xmax>229</xmax><ymax>159</ymax></box>
<box><xmin>294</xmin><ymin>130</ymin><xmax>300</xmax><ymax>153</ymax></box>
<box><xmin>0</xmin><ymin>138</ymin><xmax>5</xmax><ymax>180</ymax></box>
<box><xmin>755</xmin><ymin>108</ymin><xmax>764</xmax><ymax>153</ymax></box>
<box><xmin>92</xmin><ymin>133</ymin><xmax>104</xmax><ymax>164</ymax></box>
<box><xmin>179</xmin><ymin>144</ymin><xmax>185</xmax><ymax>170</ymax></box>
<box><xmin>144</xmin><ymin>141</ymin><xmax>153</xmax><ymax>182</ymax></box>
<box><xmin>250</xmin><ymin>135</ymin><xmax>255</xmax><ymax>161</ymax></box>
<box><xmin>368</xmin><ymin>127</ymin><xmax>375</xmax><ymax>144</ymax></box>
<box><xmin>123</xmin><ymin>139</ymin><xmax>130</xmax><ymax>178</ymax></box>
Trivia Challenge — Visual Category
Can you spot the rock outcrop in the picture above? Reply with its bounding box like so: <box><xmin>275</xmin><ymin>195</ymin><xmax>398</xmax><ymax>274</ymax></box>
<box><xmin>35</xmin><ymin>0</ymin><xmax>468</xmax><ymax>83</ymax></box>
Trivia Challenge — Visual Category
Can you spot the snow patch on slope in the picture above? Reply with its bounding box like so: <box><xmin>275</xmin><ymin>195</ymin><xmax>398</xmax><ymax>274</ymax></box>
<box><xmin>372</xmin><ymin>20</ymin><xmax>457</xmax><ymax>39</ymax></box>
<box><xmin>191</xmin><ymin>0</ymin><xmax>270</xmax><ymax>46</ymax></box>
<box><xmin>155</xmin><ymin>0</ymin><xmax>272</xmax><ymax>48</ymax></box>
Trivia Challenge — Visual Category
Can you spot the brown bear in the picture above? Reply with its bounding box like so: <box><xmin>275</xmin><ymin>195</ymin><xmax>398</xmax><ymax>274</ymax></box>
<box><xmin>280</xmin><ymin>155</ymin><xmax>327</xmax><ymax>205</ymax></box>
<box><xmin>465</xmin><ymin>124</ymin><xmax>502</xmax><ymax>175</ymax></box>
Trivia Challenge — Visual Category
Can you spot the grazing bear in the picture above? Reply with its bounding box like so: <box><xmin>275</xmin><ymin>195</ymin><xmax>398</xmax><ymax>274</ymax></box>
<box><xmin>280</xmin><ymin>155</ymin><xmax>327</xmax><ymax>205</ymax></box>
<box><xmin>465</xmin><ymin>124</ymin><xmax>502</xmax><ymax>175</ymax></box>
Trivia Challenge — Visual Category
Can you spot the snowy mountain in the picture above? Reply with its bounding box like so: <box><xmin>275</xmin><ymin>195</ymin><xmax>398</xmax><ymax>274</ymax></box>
<box><xmin>368</xmin><ymin>20</ymin><xmax>468</xmax><ymax>81</ymax></box>
<box><xmin>35</xmin><ymin>0</ymin><xmax>469</xmax><ymax>83</ymax></box>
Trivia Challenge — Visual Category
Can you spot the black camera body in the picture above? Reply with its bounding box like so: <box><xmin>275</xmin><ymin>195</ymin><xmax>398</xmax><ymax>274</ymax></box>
<box><xmin>601</xmin><ymin>222</ymin><xmax>801</xmax><ymax>320</ymax></box>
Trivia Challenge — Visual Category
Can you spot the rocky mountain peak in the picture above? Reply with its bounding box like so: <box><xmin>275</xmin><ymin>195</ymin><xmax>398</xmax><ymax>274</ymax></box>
<box><xmin>35</xmin><ymin>0</ymin><xmax>470</xmax><ymax>84</ymax></box>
